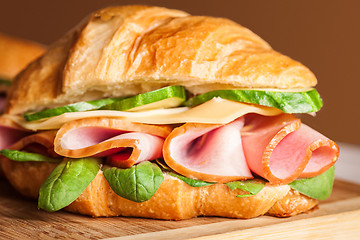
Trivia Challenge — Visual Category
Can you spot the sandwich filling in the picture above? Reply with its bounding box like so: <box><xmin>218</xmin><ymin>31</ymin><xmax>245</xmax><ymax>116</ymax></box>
<box><xmin>0</xmin><ymin>85</ymin><xmax>339</xmax><ymax>213</ymax></box>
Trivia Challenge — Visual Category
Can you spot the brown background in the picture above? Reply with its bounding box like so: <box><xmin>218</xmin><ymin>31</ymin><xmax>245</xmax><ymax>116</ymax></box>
<box><xmin>0</xmin><ymin>0</ymin><xmax>359</xmax><ymax>144</ymax></box>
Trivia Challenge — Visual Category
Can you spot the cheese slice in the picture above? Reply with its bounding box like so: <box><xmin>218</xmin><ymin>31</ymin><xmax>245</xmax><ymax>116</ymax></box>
<box><xmin>6</xmin><ymin>98</ymin><xmax>282</xmax><ymax>131</ymax></box>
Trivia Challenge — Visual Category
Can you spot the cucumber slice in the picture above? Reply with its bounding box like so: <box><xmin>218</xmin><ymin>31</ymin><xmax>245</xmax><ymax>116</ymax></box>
<box><xmin>185</xmin><ymin>89</ymin><xmax>323</xmax><ymax>113</ymax></box>
<box><xmin>101</xmin><ymin>86</ymin><xmax>187</xmax><ymax>112</ymax></box>
<box><xmin>24</xmin><ymin>98</ymin><xmax>120</xmax><ymax>122</ymax></box>
<box><xmin>24</xmin><ymin>86</ymin><xmax>187</xmax><ymax>122</ymax></box>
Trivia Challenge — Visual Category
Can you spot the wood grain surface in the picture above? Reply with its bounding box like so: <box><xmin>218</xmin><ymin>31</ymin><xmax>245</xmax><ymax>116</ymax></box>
<box><xmin>0</xmin><ymin>179</ymin><xmax>359</xmax><ymax>240</ymax></box>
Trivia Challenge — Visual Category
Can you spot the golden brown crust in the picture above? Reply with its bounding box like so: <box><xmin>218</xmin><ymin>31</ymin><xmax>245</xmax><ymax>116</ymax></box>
<box><xmin>1</xmin><ymin>160</ymin><xmax>318</xmax><ymax>219</ymax></box>
<box><xmin>0</xmin><ymin>33</ymin><xmax>45</xmax><ymax>80</ymax></box>
<box><xmin>268</xmin><ymin>188</ymin><xmax>319</xmax><ymax>217</ymax></box>
<box><xmin>5</xmin><ymin>26</ymin><xmax>83</xmax><ymax>115</ymax></box>
<box><xmin>5</xmin><ymin>5</ymin><xmax>317</xmax><ymax>115</ymax></box>
<box><xmin>67</xmin><ymin>173</ymin><xmax>291</xmax><ymax>219</ymax></box>
<box><xmin>1</xmin><ymin>159</ymin><xmax>57</xmax><ymax>199</ymax></box>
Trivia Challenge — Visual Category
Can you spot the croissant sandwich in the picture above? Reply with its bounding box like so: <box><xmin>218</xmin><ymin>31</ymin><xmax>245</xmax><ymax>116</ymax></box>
<box><xmin>0</xmin><ymin>5</ymin><xmax>339</xmax><ymax>220</ymax></box>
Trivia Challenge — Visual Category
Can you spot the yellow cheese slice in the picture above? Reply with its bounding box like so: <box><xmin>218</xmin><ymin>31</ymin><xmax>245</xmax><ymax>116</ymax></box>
<box><xmin>6</xmin><ymin>98</ymin><xmax>282</xmax><ymax>131</ymax></box>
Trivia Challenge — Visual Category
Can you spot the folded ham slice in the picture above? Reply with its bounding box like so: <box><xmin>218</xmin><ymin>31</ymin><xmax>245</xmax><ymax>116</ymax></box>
<box><xmin>242</xmin><ymin>114</ymin><xmax>339</xmax><ymax>184</ymax></box>
<box><xmin>163</xmin><ymin>118</ymin><xmax>253</xmax><ymax>183</ymax></box>
<box><xmin>9</xmin><ymin>130</ymin><xmax>59</xmax><ymax>157</ymax></box>
<box><xmin>163</xmin><ymin>114</ymin><xmax>339</xmax><ymax>184</ymax></box>
<box><xmin>54</xmin><ymin>117</ymin><xmax>172</xmax><ymax>168</ymax></box>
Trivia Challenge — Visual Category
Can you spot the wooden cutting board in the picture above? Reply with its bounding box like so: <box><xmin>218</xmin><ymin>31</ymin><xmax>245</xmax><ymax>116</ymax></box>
<box><xmin>0</xmin><ymin>179</ymin><xmax>359</xmax><ymax>240</ymax></box>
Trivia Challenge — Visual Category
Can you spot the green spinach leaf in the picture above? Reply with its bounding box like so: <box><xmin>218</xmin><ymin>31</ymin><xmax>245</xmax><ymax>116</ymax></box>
<box><xmin>0</xmin><ymin>149</ymin><xmax>60</xmax><ymax>163</ymax></box>
<box><xmin>226</xmin><ymin>179</ymin><xmax>265</xmax><ymax>198</ymax></box>
<box><xmin>168</xmin><ymin>172</ymin><xmax>214</xmax><ymax>187</ymax></box>
<box><xmin>38</xmin><ymin>158</ymin><xmax>100</xmax><ymax>211</ymax></box>
<box><xmin>103</xmin><ymin>161</ymin><xmax>163</xmax><ymax>202</ymax></box>
<box><xmin>289</xmin><ymin>166</ymin><xmax>335</xmax><ymax>200</ymax></box>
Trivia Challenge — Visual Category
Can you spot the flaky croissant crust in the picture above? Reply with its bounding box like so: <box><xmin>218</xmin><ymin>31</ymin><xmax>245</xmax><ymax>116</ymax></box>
<box><xmin>1</xmin><ymin>159</ymin><xmax>318</xmax><ymax>220</ymax></box>
<box><xmin>5</xmin><ymin>5</ymin><xmax>317</xmax><ymax>115</ymax></box>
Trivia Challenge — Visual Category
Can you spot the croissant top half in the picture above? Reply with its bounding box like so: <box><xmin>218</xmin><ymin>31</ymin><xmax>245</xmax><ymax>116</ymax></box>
<box><xmin>5</xmin><ymin>5</ymin><xmax>317</xmax><ymax>115</ymax></box>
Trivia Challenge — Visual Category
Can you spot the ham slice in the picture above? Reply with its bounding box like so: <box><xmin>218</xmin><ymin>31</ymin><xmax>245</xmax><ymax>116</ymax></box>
<box><xmin>0</xmin><ymin>117</ymin><xmax>30</xmax><ymax>150</ymax></box>
<box><xmin>242</xmin><ymin>114</ymin><xmax>339</xmax><ymax>183</ymax></box>
<box><xmin>163</xmin><ymin>118</ymin><xmax>253</xmax><ymax>183</ymax></box>
<box><xmin>54</xmin><ymin>117</ymin><xmax>171</xmax><ymax>168</ymax></box>
<box><xmin>164</xmin><ymin>114</ymin><xmax>339</xmax><ymax>184</ymax></box>
<box><xmin>7</xmin><ymin>130</ymin><xmax>58</xmax><ymax>157</ymax></box>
